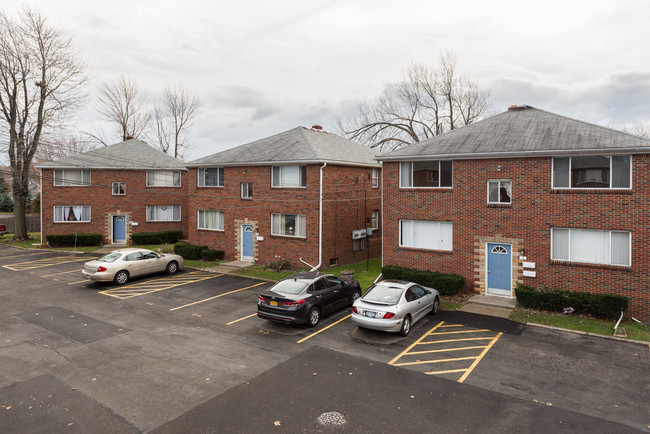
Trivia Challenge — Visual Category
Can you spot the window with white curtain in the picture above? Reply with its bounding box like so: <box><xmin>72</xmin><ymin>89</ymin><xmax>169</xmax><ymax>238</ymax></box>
<box><xmin>372</xmin><ymin>168</ymin><xmax>379</xmax><ymax>188</ymax></box>
<box><xmin>371</xmin><ymin>210</ymin><xmax>379</xmax><ymax>230</ymax></box>
<box><xmin>197</xmin><ymin>168</ymin><xmax>224</xmax><ymax>187</ymax></box>
<box><xmin>551</xmin><ymin>228</ymin><xmax>631</xmax><ymax>266</ymax></box>
<box><xmin>241</xmin><ymin>182</ymin><xmax>253</xmax><ymax>199</ymax></box>
<box><xmin>53</xmin><ymin>170</ymin><xmax>91</xmax><ymax>186</ymax></box>
<box><xmin>552</xmin><ymin>156</ymin><xmax>631</xmax><ymax>189</ymax></box>
<box><xmin>54</xmin><ymin>206</ymin><xmax>91</xmax><ymax>222</ymax></box>
<box><xmin>271</xmin><ymin>166</ymin><xmax>306</xmax><ymax>188</ymax></box>
<box><xmin>271</xmin><ymin>213</ymin><xmax>306</xmax><ymax>237</ymax></box>
<box><xmin>399</xmin><ymin>161</ymin><xmax>453</xmax><ymax>188</ymax></box>
<box><xmin>487</xmin><ymin>180</ymin><xmax>512</xmax><ymax>204</ymax></box>
<box><xmin>197</xmin><ymin>210</ymin><xmax>224</xmax><ymax>230</ymax></box>
<box><xmin>146</xmin><ymin>205</ymin><xmax>181</xmax><ymax>222</ymax></box>
<box><xmin>399</xmin><ymin>220</ymin><xmax>453</xmax><ymax>250</ymax></box>
<box><xmin>146</xmin><ymin>170</ymin><xmax>181</xmax><ymax>187</ymax></box>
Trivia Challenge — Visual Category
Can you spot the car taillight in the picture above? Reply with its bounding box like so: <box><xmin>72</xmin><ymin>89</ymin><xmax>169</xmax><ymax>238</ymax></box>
<box><xmin>258</xmin><ymin>295</ymin><xmax>268</xmax><ymax>302</ymax></box>
<box><xmin>97</xmin><ymin>266</ymin><xmax>107</xmax><ymax>272</ymax></box>
<box><xmin>352</xmin><ymin>306</ymin><xmax>358</xmax><ymax>314</ymax></box>
<box><xmin>282</xmin><ymin>299</ymin><xmax>305</xmax><ymax>306</ymax></box>
<box><xmin>383</xmin><ymin>312</ymin><xmax>395</xmax><ymax>319</ymax></box>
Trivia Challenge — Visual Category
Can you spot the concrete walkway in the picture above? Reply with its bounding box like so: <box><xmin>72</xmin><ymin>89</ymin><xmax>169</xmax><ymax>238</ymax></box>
<box><xmin>204</xmin><ymin>260</ymin><xmax>253</xmax><ymax>274</ymax></box>
<box><xmin>459</xmin><ymin>294</ymin><xmax>517</xmax><ymax>318</ymax></box>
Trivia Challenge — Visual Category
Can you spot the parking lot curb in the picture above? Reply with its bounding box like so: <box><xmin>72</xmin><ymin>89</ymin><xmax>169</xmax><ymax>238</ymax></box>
<box><xmin>526</xmin><ymin>321</ymin><xmax>650</xmax><ymax>346</ymax></box>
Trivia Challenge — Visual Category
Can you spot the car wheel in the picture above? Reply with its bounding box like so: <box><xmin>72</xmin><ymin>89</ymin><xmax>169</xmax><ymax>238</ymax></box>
<box><xmin>430</xmin><ymin>297</ymin><xmax>440</xmax><ymax>315</ymax></box>
<box><xmin>399</xmin><ymin>315</ymin><xmax>411</xmax><ymax>337</ymax></box>
<box><xmin>351</xmin><ymin>290</ymin><xmax>362</xmax><ymax>305</ymax></box>
<box><xmin>166</xmin><ymin>261</ymin><xmax>178</xmax><ymax>274</ymax></box>
<box><xmin>114</xmin><ymin>270</ymin><xmax>129</xmax><ymax>285</ymax></box>
<box><xmin>307</xmin><ymin>307</ymin><xmax>321</xmax><ymax>327</ymax></box>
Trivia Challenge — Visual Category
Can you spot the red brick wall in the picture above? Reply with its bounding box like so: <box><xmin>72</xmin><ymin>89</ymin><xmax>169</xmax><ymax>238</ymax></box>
<box><xmin>382</xmin><ymin>156</ymin><xmax>650</xmax><ymax>321</ymax></box>
<box><xmin>41</xmin><ymin>169</ymin><xmax>189</xmax><ymax>244</ymax></box>
<box><xmin>186</xmin><ymin>164</ymin><xmax>381</xmax><ymax>268</ymax></box>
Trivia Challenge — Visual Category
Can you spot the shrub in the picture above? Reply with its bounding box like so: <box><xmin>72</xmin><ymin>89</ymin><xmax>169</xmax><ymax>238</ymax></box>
<box><xmin>46</xmin><ymin>233</ymin><xmax>102</xmax><ymax>247</ymax></box>
<box><xmin>514</xmin><ymin>283</ymin><xmax>628</xmax><ymax>319</ymax></box>
<box><xmin>201</xmin><ymin>248</ymin><xmax>224</xmax><ymax>262</ymax></box>
<box><xmin>381</xmin><ymin>265</ymin><xmax>465</xmax><ymax>296</ymax></box>
<box><xmin>174</xmin><ymin>242</ymin><xmax>208</xmax><ymax>260</ymax></box>
<box><xmin>131</xmin><ymin>230</ymin><xmax>181</xmax><ymax>245</ymax></box>
<box><xmin>267</xmin><ymin>257</ymin><xmax>292</xmax><ymax>272</ymax></box>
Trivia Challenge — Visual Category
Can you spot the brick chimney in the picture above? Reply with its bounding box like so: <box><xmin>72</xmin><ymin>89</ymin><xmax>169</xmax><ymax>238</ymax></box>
<box><xmin>311</xmin><ymin>125</ymin><xmax>323</xmax><ymax>130</ymax></box>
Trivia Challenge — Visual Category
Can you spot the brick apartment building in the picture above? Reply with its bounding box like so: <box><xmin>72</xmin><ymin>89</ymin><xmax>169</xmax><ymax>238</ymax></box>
<box><xmin>377</xmin><ymin>106</ymin><xmax>650</xmax><ymax>321</ymax></box>
<box><xmin>186</xmin><ymin>126</ymin><xmax>382</xmax><ymax>268</ymax></box>
<box><xmin>37</xmin><ymin>139</ymin><xmax>189</xmax><ymax>245</ymax></box>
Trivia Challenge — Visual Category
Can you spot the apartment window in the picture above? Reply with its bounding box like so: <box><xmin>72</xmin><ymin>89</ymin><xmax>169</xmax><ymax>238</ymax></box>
<box><xmin>112</xmin><ymin>182</ymin><xmax>126</xmax><ymax>195</ymax></box>
<box><xmin>197</xmin><ymin>210</ymin><xmax>224</xmax><ymax>231</ymax></box>
<box><xmin>372</xmin><ymin>168</ymin><xmax>379</xmax><ymax>188</ymax></box>
<box><xmin>551</xmin><ymin>228</ymin><xmax>630</xmax><ymax>266</ymax></box>
<box><xmin>271</xmin><ymin>166</ymin><xmax>306</xmax><ymax>188</ymax></box>
<box><xmin>146</xmin><ymin>205</ymin><xmax>181</xmax><ymax>222</ymax></box>
<box><xmin>146</xmin><ymin>170</ymin><xmax>181</xmax><ymax>187</ymax></box>
<box><xmin>54</xmin><ymin>206</ymin><xmax>91</xmax><ymax>222</ymax></box>
<box><xmin>271</xmin><ymin>213</ymin><xmax>306</xmax><ymax>237</ymax></box>
<box><xmin>487</xmin><ymin>180</ymin><xmax>511</xmax><ymax>204</ymax></box>
<box><xmin>371</xmin><ymin>210</ymin><xmax>379</xmax><ymax>230</ymax></box>
<box><xmin>53</xmin><ymin>169</ymin><xmax>91</xmax><ymax>186</ymax></box>
<box><xmin>400</xmin><ymin>220</ymin><xmax>453</xmax><ymax>251</ymax></box>
<box><xmin>353</xmin><ymin>238</ymin><xmax>365</xmax><ymax>251</ymax></box>
<box><xmin>197</xmin><ymin>167</ymin><xmax>224</xmax><ymax>187</ymax></box>
<box><xmin>241</xmin><ymin>182</ymin><xmax>253</xmax><ymax>199</ymax></box>
<box><xmin>552</xmin><ymin>156</ymin><xmax>631</xmax><ymax>189</ymax></box>
<box><xmin>399</xmin><ymin>161</ymin><xmax>452</xmax><ymax>188</ymax></box>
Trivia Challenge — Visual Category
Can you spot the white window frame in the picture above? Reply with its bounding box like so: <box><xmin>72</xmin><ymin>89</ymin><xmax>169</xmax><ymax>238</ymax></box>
<box><xmin>53</xmin><ymin>169</ymin><xmax>91</xmax><ymax>187</ymax></box>
<box><xmin>371</xmin><ymin>168</ymin><xmax>379</xmax><ymax>188</ymax></box>
<box><xmin>487</xmin><ymin>180</ymin><xmax>512</xmax><ymax>204</ymax></box>
<box><xmin>271</xmin><ymin>166</ymin><xmax>306</xmax><ymax>188</ymax></box>
<box><xmin>551</xmin><ymin>156</ymin><xmax>632</xmax><ymax>190</ymax></box>
<box><xmin>145</xmin><ymin>205</ymin><xmax>181</xmax><ymax>222</ymax></box>
<box><xmin>371</xmin><ymin>210</ymin><xmax>379</xmax><ymax>230</ymax></box>
<box><xmin>271</xmin><ymin>213</ymin><xmax>306</xmax><ymax>238</ymax></box>
<box><xmin>241</xmin><ymin>182</ymin><xmax>253</xmax><ymax>199</ymax></box>
<box><xmin>53</xmin><ymin>206</ymin><xmax>91</xmax><ymax>223</ymax></box>
<box><xmin>146</xmin><ymin>170</ymin><xmax>181</xmax><ymax>187</ymax></box>
<box><xmin>399</xmin><ymin>161</ymin><xmax>453</xmax><ymax>188</ymax></box>
<box><xmin>551</xmin><ymin>227</ymin><xmax>631</xmax><ymax>266</ymax></box>
<box><xmin>197</xmin><ymin>167</ymin><xmax>224</xmax><ymax>187</ymax></box>
<box><xmin>112</xmin><ymin>182</ymin><xmax>126</xmax><ymax>196</ymax></box>
<box><xmin>399</xmin><ymin>220</ymin><xmax>453</xmax><ymax>251</ymax></box>
<box><xmin>197</xmin><ymin>209</ymin><xmax>225</xmax><ymax>231</ymax></box>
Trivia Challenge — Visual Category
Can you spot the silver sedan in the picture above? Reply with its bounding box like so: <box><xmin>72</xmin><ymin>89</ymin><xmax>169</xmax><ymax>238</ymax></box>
<box><xmin>82</xmin><ymin>248</ymin><xmax>184</xmax><ymax>285</ymax></box>
<box><xmin>351</xmin><ymin>280</ymin><xmax>439</xmax><ymax>337</ymax></box>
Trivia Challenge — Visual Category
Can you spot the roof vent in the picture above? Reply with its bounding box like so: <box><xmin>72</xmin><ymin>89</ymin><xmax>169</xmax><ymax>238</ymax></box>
<box><xmin>508</xmin><ymin>105</ymin><xmax>528</xmax><ymax>111</ymax></box>
<box><xmin>311</xmin><ymin>124</ymin><xmax>323</xmax><ymax>130</ymax></box>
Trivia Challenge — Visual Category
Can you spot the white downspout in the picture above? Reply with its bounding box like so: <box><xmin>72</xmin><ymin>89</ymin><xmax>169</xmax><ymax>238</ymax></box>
<box><xmin>301</xmin><ymin>162</ymin><xmax>326</xmax><ymax>271</ymax></box>
<box><xmin>39</xmin><ymin>169</ymin><xmax>43</xmax><ymax>245</ymax></box>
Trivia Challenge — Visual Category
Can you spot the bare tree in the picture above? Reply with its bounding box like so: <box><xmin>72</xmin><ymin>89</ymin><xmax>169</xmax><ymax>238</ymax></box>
<box><xmin>96</xmin><ymin>75</ymin><xmax>150</xmax><ymax>142</ymax></box>
<box><xmin>338</xmin><ymin>51</ymin><xmax>491</xmax><ymax>151</ymax></box>
<box><xmin>34</xmin><ymin>134</ymin><xmax>96</xmax><ymax>164</ymax></box>
<box><xmin>0</xmin><ymin>7</ymin><xmax>88</xmax><ymax>240</ymax></box>
<box><xmin>152</xmin><ymin>84</ymin><xmax>199</xmax><ymax>158</ymax></box>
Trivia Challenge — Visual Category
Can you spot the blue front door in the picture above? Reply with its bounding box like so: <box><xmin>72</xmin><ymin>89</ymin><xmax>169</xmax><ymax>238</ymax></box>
<box><xmin>113</xmin><ymin>215</ymin><xmax>126</xmax><ymax>244</ymax></box>
<box><xmin>241</xmin><ymin>224</ymin><xmax>254</xmax><ymax>261</ymax></box>
<box><xmin>487</xmin><ymin>243</ymin><xmax>511</xmax><ymax>296</ymax></box>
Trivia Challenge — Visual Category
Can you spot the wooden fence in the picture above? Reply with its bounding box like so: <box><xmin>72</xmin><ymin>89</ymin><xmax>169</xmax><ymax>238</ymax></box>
<box><xmin>0</xmin><ymin>214</ymin><xmax>41</xmax><ymax>233</ymax></box>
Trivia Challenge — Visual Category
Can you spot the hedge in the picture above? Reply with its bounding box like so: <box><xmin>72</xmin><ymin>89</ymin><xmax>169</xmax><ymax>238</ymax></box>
<box><xmin>201</xmin><ymin>248</ymin><xmax>225</xmax><ymax>262</ymax></box>
<box><xmin>130</xmin><ymin>230</ymin><xmax>182</xmax><ymax>245</ymax></box>
<box><xmin>381</xmin><ymin>265</ymin><xmax>465</xmax><ymax>296</ymax></box>
<box><xmin>46</xmin><ymin>233</ymin><xmax>102</xmax><ymax>247</ymax></box>
<box><xmin>174</xmin><ymin>242</ymin><xmax>208</xmax><ymax>260</ymax></box>
<box><xmin>514</xmin><ymin>283</ymin><xmax>628</xmax><ymax>319</ymax></box>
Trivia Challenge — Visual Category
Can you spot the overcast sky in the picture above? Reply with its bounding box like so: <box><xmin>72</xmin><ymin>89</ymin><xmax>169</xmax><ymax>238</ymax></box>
<box><xmin>8</xmin><ymin>0</ymin><xmax>650</xmax><ymax>160</ymax></box>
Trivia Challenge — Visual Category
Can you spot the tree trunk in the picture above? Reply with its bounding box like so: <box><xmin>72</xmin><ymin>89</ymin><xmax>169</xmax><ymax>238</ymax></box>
<box><xmin>12</xmin><ymin>194</ymin><xmax>28</xmax><ymax>241</ymax></box>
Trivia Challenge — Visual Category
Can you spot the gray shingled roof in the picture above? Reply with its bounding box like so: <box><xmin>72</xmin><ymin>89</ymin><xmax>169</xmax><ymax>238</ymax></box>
<box><xmin>36</xmin><ymin>139</ymin><xmax>187</xmax><ymax>170</ymax></box>
<box><xmin>377</xmin><ymin>106</ymin><xmax>650</xmax><ymax>161</ymax></box>
<box><xmin>188</xmin><ymin>127</ymin><xmax>382</xmax><ymax>167</ymax></box>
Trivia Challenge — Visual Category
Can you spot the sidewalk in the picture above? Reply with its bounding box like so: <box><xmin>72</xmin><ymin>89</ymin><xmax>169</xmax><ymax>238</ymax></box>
<box><xmin>459</xmin><ymin>294</ymin><xmax>517</xmax><ymax>318</ymax></box>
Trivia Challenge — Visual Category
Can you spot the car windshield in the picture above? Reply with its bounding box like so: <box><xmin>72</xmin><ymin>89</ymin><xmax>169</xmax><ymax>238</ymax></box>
<box><xmin>363</xmin><ymin>285</ymin><xmax>404</xmax><ymax>304</ymax></box>
<box><xmin>98</xmin><ymin>252</ymin><xmax>122</xmax><ymax>263</ymax></box>
<box><xmin>270</xmin><ymin>279</ymin><xmax>309</xmax><ymax>295</ymax></box>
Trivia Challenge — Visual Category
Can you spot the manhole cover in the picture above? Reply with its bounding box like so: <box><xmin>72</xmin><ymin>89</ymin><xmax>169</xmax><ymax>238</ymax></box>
<box><xmin>318</xmin><ymin>411</ymin><xmax>346</xmax><ymax>427</ymax></box>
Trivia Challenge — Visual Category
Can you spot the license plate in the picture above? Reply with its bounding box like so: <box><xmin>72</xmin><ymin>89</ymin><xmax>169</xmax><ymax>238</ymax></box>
<box><xmin>270</xmin><ymin>301</ymin><xmax>278</xmax><ymax>306</ymax></box>
<box><xmin>365</xmin><ymin>311</ymin><xmax>376</xmax><ymax>318</ymax></box>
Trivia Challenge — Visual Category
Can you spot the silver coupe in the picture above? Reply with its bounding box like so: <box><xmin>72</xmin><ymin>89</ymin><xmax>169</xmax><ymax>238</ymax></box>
<box><xmin>82</xmin><ymin>248</ymin><xmax>184</xmax><ymax>285</ymax></box>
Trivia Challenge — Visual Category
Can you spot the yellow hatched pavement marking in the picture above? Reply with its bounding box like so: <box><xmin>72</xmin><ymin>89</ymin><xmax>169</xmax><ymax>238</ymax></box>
<box><xmin>388</xmin><ymin>321</ymin><xmax>446</xmax><ymax>365</ymax></box>
<box><xmin>42</xmin><ymin>269</ymin><xmax>80</xmax><ymax>277</ymax></box>
<box><xmin>3</xmin><ymin>256</ymin><xmax>95</xmax><ymax>271</ymax></box>
<box><xmin>169</xmin><ymin>281</ymin><xmax>266</xmax><ymax>311</ymax></box>
<box><xmin>0</xmin><ymin>251</ymin><xmax>51</xmax><ymax>260</ymax></box>
<box><xmin>457</xmin><ymin>332</ymin><xmax>502</xmax><ymax>383</ymax></box>
<box><xmin>101</xmin><ymin>272</ymin><xmax>223</xmax><ymax>299</ymax></box>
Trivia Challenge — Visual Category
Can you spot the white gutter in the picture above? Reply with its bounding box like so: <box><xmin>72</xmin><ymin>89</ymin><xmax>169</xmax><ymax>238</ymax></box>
<box><xmin>300</xmin><ymin>162</ymin><xmax>326</xmax><ymax>271</ymax></box>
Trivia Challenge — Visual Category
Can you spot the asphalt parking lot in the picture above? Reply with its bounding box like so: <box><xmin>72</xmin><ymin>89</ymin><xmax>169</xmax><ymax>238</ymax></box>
<box><xmin>1</xmin><ymin>245</ymin><xmax>648</xmax><ymax>433</ymax></box>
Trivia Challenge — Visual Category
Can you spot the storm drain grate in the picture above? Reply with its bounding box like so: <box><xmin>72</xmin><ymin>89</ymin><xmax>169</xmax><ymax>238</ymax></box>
<box><xmin>318</xmin><ymin>411</ymin><xmax>346</xmax><ymax>427</ymax></box>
